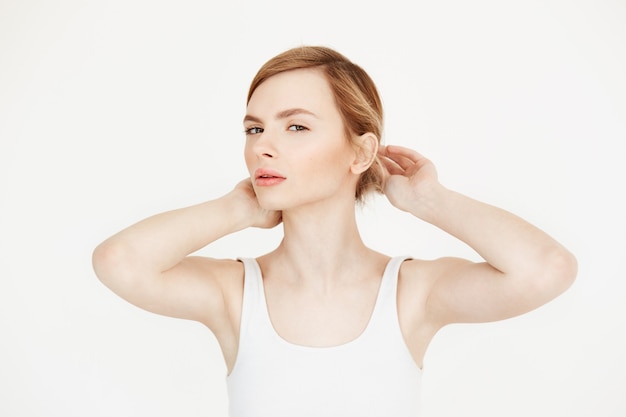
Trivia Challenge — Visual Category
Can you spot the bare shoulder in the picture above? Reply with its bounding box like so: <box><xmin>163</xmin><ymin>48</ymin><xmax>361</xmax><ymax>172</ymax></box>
<box><xmin>185</xmin><ymin>256</ymin><xmax>244</xmax><ymax>287</ymax></box>
<box><xmin>397</xmin><ymin>257</ymin><xmax>475</xmax><ymax>324</ymax></box>
<box><xmin>398</xmin><ymin>256</ymin><xmax>472</xmax><ymax>295</ymax></box>
<box><xmin>397</xmin><ymin>257</ymin><xmax>454</xmax><ymax>293</ymax></box>
<box><xmin>396</xmin><ymin>258</ymin><xmax>453</xmax><ymax>366</ymax></box>
<box><xmin>396</xmin><ymin>258</ymin><xmax>440</xmax><ymax>323</ymax></box>
<box><xmin>181</xmin><ymin>256</ymin><xmax>245</xmax><ymax>325</ymax></box>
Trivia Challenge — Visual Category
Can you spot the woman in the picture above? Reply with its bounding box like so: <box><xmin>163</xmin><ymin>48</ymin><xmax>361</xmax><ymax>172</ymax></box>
<box><xmin>92</xmin><ymin>46</ymin><xmax>577</xmax><ymax>416</ymax></box>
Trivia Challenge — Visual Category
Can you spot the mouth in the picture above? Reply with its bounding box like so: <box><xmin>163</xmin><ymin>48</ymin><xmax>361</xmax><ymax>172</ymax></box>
<box><xmin>254</xmin><ymin>168</ymin><xmax>286</xmax><ymax>186</ymax></box>
<box><xmin>254</xmin><ymin>168</ymin><xmax>285</xmax><ymax>180</ymax></box>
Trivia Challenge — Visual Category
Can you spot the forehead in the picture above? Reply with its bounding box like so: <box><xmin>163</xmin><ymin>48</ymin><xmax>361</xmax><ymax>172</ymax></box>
<box><xmin>246</xmin><ymin>68</ymin><xmax>337</xmax><ymax>117</ymax></box>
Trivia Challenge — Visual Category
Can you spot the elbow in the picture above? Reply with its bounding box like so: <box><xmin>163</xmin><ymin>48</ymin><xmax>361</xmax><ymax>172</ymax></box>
<box><xmin>92</xmin><ymin>239</ymin><xmax>133</xmax><ymax>290</ymax></box>
<box><xmin>540</xmin><ymin>245</ymin><xmax>578</xmax><ymax>298</ymax></box>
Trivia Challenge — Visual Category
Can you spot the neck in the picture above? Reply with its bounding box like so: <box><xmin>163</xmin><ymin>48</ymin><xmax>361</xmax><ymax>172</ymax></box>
<box><xmin>269</xmin><ymin>198</ymin><xmax>373</xmax><ymax>288</ymax></box>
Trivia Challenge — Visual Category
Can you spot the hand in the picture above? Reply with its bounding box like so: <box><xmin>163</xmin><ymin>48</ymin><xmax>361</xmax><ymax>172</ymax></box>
<box><xmin>231</xmin><ymin>179</ymin><xmax>282</xmax><ymax>229</ymax></box>
<box><xmin>379</xmin><ymin>145</ymin><xmax>439</xmax><ymax>213</ymax></box>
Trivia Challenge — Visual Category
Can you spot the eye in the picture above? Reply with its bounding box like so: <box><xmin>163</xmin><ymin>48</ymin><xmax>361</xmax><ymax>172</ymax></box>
<box><xmin>288</xmin><ymin>125</ymin><xmax>308</xmax><ymax>132</ymax></box>
<box><xmin>244</xmin><ymin>127</ymin><xmax>263</xmax><ymax>135</ymax></box>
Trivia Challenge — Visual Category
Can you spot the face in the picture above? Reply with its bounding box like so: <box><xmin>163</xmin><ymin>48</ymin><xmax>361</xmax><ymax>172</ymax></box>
<box><xmin>244</xmin><ymin>68</ymin><xmax>358</xmax><ymax>211</ymax></box>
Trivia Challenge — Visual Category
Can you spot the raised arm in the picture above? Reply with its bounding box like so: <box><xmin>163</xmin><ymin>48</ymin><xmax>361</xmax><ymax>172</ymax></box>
<box><xmin>92</xmin><ymin>180</ymin><xmax>281</xmax><ymax>328</ymax></box>
<box><xmin>380</xmin><ymin>145</ymin><xmax>577</xmax><ymax>327</ymax></box>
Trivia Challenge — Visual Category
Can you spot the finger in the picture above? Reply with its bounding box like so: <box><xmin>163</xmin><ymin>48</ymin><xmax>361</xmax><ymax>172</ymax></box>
<box><xmin>382</xmin><ymin>151</ymin><xmax>416</xmax><ymax>171</ymax></box>
<box><xmin>384</xmin><ymin>145</ymin><xmax>430</xmax><ymax>170</ymax></box>
<box><xmin>384</xmin><ymin>145</ymin><xmax>427</xmax><ymax>162</ymax></box>
<box><xmin>379</xmin><ymin>154</ymin><xmax>406</xmax><ymax>176</ymax></box>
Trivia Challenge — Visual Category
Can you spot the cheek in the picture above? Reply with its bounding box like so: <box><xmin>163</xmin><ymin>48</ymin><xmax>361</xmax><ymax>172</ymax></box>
<box><xmin>243</xmin><ymin>144</ymin><xmax>254</xmax><ymax>173</ymax></box>
<box><xmin>326</xmin><ymin>141</ymin><xmax>355</xmax><ymax>170</ymax></box>
<box><xmin>306</xmin><ymin>145</ymin><xmax>354</xmax><ymax>180</ymax></box>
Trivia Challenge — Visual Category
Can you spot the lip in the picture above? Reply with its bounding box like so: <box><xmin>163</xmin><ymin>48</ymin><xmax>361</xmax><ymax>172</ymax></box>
<box><xmin>254</xmin><ymin>168</ymin><xmax>286</xmax><ymax>186</ymax></box>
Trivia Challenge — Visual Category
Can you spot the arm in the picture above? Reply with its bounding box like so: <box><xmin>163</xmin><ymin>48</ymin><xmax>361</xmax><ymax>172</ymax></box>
<box><xmin>380</xmin><ymin>145</ymin><xmax>577</xmax><ymax>326</ymax></box>
<box><xmin>92</xmin><ymin>180</ymin><xmax>281</xmax><ymax>328</ymax></box>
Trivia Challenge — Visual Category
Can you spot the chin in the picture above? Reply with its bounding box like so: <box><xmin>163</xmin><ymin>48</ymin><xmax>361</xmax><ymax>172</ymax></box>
<box><xmin>256</xmin><ymin>195</ymin><xmax>287</xmax><ymax>211</ymax></box>
<box><xmin>255</xmin><ymin>183</ymin><xmax>344</xmax><ymax>212</ymax></box>
<box><xmin>257</xmin><ymin>193</ymin><xmax>315</xmax><ymax>212</ymax></box>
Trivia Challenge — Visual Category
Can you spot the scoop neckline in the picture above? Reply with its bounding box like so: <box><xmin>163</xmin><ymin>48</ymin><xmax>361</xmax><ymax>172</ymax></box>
<box><xmin>250</xmin><ymin>256</ymin><xmax>397</xmax><ymax>352</ymax></box>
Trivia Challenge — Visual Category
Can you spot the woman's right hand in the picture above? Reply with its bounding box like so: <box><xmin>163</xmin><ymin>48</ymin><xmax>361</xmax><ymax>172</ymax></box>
<box><xmin>231</xmin><ymin>179</ymin><xmax>282</xmax><ymax>229</ymax></box>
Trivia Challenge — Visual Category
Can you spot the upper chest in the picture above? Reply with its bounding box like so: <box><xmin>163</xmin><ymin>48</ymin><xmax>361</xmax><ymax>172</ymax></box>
<box><xmin>262</xmin><ymin>276</ymin><xmax>382</xmax><ymax>347</ymax></box>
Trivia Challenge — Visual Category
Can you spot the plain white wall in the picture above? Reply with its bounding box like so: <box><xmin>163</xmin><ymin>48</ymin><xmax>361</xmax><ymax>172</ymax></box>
<box><xmin>1</xmin><ymin>0</ymin><xmax>624</xmax><ymax>416</ymax></box>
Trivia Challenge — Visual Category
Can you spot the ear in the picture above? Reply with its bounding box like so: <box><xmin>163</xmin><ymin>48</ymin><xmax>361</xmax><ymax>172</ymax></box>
<box><xmin>350</xmin><ymin>132</ymin><xmax>379</xmax><ymax>175</ymax></box>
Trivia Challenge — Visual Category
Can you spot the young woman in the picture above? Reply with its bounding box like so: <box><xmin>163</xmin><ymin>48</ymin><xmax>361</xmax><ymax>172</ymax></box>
<box><xmin>92</xmin><ymin>46</ymin><xmax>577</xmax><ymax>416</ymax></box>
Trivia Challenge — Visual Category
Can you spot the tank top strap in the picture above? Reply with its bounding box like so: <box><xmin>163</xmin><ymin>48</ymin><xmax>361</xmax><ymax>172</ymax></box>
<box><xmin>236</xmin><ymin>258</ymin><xmax>270</xmax><ymax>346</ymax></box>
<box><xmin>367</xmin><ymin>255</ymin><xmax>413</xmax><ymax>332</ymax></box>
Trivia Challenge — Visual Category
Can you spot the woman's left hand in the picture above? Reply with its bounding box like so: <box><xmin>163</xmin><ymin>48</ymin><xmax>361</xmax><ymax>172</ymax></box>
<box><xmin>378</xmin><ymin>145</ymin><xmax>440</xmax><ymax>213</ymax></box>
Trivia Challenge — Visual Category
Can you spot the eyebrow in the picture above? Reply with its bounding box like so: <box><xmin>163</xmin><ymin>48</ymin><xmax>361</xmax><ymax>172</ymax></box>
<box><xmin>243</xmin><ymin>108</ymin><xmax>318</xmax><ymax>124</ymax></box>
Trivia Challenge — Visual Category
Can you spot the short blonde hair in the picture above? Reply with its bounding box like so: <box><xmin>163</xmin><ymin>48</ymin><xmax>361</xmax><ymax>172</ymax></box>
<box><xmin>247</xmin><ymin>46</ymin><xmax>384</xmax><ymax>202</ymax></box>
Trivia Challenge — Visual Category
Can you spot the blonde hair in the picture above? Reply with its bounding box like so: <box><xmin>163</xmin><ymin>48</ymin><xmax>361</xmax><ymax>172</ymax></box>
<box><xmin>247</xmin><ymin>46</ymin><xmax>384</xmax><ymax>202</ymax></box>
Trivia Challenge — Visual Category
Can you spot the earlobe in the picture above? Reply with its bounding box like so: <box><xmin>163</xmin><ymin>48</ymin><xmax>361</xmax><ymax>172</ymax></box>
<box><xmin>351</xmin><ymin>133</ymin><xmax>378</xmax><ymax>174</ymax></box>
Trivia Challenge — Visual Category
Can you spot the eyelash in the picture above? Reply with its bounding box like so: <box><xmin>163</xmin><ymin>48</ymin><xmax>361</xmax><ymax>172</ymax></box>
<box><xmin>244</xmin><ymin>127</ymin><xmax>263</xmax><ymax>135</ymax></box>
<box><xmin>243</xmin><ymin>125</ymin><xmax>308</xmax><ymax>135</ymax></box>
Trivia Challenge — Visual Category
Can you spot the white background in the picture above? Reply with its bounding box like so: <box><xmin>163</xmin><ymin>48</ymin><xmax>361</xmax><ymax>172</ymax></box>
<box><xmin>1</xmin><ymin>0</ymin><xmax>625</xmax><ymax>416</ymax></box>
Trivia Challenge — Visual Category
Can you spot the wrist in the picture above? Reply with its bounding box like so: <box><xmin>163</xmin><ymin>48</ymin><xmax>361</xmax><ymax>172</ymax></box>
<box><xmin>219</xmin><ymin>191</ymin><xmax>257</xmax><ymax>231</ymax></box>
<box><xmin>406</xmin><ymin>181</ymin><xmax>452</xmax><ymax>223</ymax></box>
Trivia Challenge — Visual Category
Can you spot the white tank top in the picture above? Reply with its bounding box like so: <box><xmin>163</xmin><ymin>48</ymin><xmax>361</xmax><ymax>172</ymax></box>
<box><xmin>227</xmin><ymin>256</ymin><xmax>422</xmax><ymax>417</ymax></box>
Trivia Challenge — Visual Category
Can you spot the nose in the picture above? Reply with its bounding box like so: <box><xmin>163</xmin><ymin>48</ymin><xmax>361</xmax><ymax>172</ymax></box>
<box><xmin>249</xmin><ymin>130</ymin><xmax>276</xmax><ymax>159</ymax></box>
